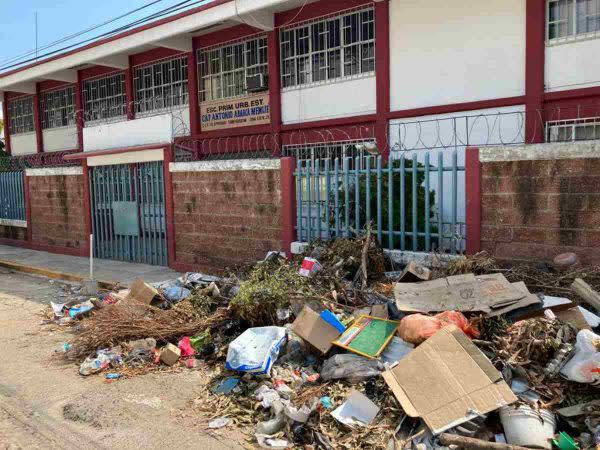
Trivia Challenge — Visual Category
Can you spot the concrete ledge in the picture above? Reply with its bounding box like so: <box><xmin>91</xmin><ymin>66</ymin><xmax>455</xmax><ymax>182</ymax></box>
<box><xmin>170</xmin><ymin>158</ymin><xmax>280</xmax><ymax>172</ymax></box>
<box><xmin>0</xmin><ymin>219</ymin><xmax>27</xmax><ymax>228</ymax></box>
<box><xmin>481</xmin><ymin>141</ymin><xmax>600</xmax><ymax>162</ymax></box>
<box><xmin>25</xmin><ymin>166</ymin><xmax>83</xmax><ymax>177</ymax></box>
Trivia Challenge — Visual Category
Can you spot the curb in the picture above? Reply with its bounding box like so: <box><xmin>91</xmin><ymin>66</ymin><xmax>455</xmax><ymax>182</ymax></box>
<box><xmin>0</xmin><ymin>259</ymin><xmax>119</xmax><ymax>290</ymax></box>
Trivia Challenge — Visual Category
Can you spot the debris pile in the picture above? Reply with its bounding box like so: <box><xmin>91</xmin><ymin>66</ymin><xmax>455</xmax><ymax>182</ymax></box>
<box><xmin>45</xmin><ymin>238</ymin><xmax>600</xmax><ymax>449</ymax></box>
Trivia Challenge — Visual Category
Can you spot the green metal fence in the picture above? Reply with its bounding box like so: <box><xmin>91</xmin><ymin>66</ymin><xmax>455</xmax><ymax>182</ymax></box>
<box><xmin>0</xmin><ymin>171</ymin><xmax>26</xmax><ymax>221</ymax></box>
<box><xmin>89</xmin><ymin>161</ymin><xmax>168</xmax><ymax>266</ymax></box>
<box><xmin>295</xmin><ymin>151</ymin><xmax>466</xmax><ymax>254</ymax></box>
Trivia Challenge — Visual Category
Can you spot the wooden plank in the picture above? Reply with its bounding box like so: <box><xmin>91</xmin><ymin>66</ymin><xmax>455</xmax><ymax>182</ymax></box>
<box><xmin>571</xmin><ymin>278</ymin><xmax>600</xmax><ymax>312</ymax></box>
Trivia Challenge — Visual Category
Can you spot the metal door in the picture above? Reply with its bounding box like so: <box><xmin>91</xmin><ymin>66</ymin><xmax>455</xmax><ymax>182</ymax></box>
<box><xmin>89</xmin><ymin>161</ymin><xmax>168</xmax><ymax>266</ymax></box>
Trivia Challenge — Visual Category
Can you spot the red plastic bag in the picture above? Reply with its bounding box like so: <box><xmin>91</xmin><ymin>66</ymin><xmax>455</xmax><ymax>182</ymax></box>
<box><xmin>178</xmin><ymin>337</ymin><xmax>196</xmax><ymax>357</ymax></box>
<box><xmin>398</xmin><ymin>311</ymin><xmax>479</xmax><ymax>345</ymax></box>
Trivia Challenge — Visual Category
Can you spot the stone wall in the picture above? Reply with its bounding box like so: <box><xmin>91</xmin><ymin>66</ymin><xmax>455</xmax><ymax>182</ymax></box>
<box><xmin>27</xmin><ymin>168</ymin><xmax>86</xmax><ymax>251</ymax></box>
<box><xmin>171</xmin><ymin>159</ymin><xmax>283</xmax><ymax>272</ymax></box>
<box><xmin>479</xmin><ymin>142</ymin><xmax>600</xmax><ymax>265</ymax></box>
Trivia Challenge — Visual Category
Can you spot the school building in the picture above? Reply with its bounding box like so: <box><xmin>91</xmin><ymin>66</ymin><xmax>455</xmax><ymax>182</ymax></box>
<box><xmin>0</xmin><ymin>0</ymin><xmax>599</xmax><ymax>272</ymax></box>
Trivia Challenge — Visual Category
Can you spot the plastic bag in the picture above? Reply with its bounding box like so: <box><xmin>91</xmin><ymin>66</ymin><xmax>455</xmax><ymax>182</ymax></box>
<box><xmin>79</xmin><ymin>349</ymin><xmax>122</xmax><ymax>376</ymax></box>
<box><xmin>560</xmin><ymin>329</ymin><xmax>600</xmax><ymax>385</ymax></box>
<box><xmin>178</xmin><ymin>337</ymin><xmax>196</xmax><ymax>357</ymax></box>
<box><xmin>225</xmin><ymin>326</ymin><xmax>287</xmax><ymax>376</ymax></box>
<box><xmin>398</xmin><ymin>311</ymin><xmax>480</xmax><ymax>345</ymax></box>
<box><xmin>320</xmin><ymin>354</ymin><xmax>383</xmax><ymax>382</ymax></box>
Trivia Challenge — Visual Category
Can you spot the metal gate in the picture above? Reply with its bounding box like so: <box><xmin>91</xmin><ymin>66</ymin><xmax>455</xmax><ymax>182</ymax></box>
<box><xmin>89</xmin><ymin>161</ymin><xmax>168</xmax><ymax>266</ymax></box>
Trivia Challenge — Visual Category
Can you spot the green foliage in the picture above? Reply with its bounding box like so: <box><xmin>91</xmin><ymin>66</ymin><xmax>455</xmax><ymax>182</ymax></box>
<box><xmin>333</xmin><ymin>158</ymin><xmax>437</xmax><ymax>250</ymax></box>
<box><xmin>230</xmin><ymin>262</ymin><xmax>315</xmax><ymax>325</ymax></box>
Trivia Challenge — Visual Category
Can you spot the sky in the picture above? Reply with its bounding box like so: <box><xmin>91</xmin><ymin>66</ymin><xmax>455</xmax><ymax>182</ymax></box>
<box><xmin>0</xmin><ymin>0</ymin><xmax>212</xmax><ymax>69</ymax></box>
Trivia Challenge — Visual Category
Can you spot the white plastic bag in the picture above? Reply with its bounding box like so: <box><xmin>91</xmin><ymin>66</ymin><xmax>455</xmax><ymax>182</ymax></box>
<box><xmin>226</xmin><ymin>327</ymin><xmax>287</xmax><ymax>376</ymax></box>
<box><xmin>560</xmin><ymin>329</ymin><xmax>600</xmax><ymax>385</ymax></box>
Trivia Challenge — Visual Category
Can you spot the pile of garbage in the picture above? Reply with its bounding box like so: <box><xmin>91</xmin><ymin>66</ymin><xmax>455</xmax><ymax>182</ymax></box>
<box><xmin>49</xmin><ymin>237</ymin><xmax>600</xmax><ymax>449</ymax></box>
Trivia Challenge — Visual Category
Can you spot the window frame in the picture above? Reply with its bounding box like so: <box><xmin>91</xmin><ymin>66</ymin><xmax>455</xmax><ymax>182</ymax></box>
<box><xmin>279</xmin><ymin>7</ymin><xmax>375</xmax><ymax>90</ymax></box>
<box><xmin>197</xmin><ymin>34</ymin><xmax>268</xmax><ymax>103</ymax></box>
<box><xmin>82</xmin><ymin>72</ymin><xmax>127</xmax><ymax>124</ymax></box>
<box><xmin>546</xmin><ymin>116</ymin><xmax>600</xmax><ymax>142</ymax></box>
<box><xmin>133</xmin><ymin>55</ymin><xmax>189</xmax><ymax>116</ymax></box>
<box><xmin>40</xmin><ymin>86</ymin><xmax>76</xmax><ymax>130</ymax></box>
<box><xmin>547</xmin><ymin>0</ymin><xmax>600</xmax><ymax>42</ymax></box>
<box><xmin>8</xmin><ymin>96</ymin><xmax>35</xmax><ymax>135</ymax></box>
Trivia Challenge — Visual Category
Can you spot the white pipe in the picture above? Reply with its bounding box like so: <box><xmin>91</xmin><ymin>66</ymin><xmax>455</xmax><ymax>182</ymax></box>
<box><xmin>89</xmin><ymin>234</ymin><xmax>94</xmax><ymax>281</ymax></box>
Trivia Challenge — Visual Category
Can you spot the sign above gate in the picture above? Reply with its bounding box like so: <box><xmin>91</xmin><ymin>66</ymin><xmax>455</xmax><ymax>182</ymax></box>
<box><xmin>200</xmin><ymin>93</ymin><xmax>270</xmax><ymax>132</ymax></box>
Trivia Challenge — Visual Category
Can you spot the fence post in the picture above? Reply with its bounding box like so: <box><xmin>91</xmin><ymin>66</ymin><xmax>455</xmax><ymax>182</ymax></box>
<box><xmin>465</xmin><ymin>147</ymin><xmax>481</xmax><ymax>255</ymax></box>
<box><xmin>163</xmin><ymin>145</ymin><xmax>177</xmax><ymax>268</ymax></box>
<box><xmin>24</xmin><ymin>171</ymin><xmax>32</xmax><ymax>242</ymax></box>
<box><xmin>82</xmin><ymin>159</ymin><xmax>92</xmax><ymax>257</ymax></box>
<box><xmin>280</xmin><ymin>157</ymin><xmax>296</xmax><ymax>257</ymax></box>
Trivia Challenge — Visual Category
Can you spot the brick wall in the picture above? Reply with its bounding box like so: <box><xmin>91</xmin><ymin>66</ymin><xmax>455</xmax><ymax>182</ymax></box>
<box><xmin>28</xmin><ymin>174</ymin><xmax>86</xmax><ymax>250</ymax></box>
<box><xmin>172</xmin><ymin>163</ymin><xmax>282</xmax><ymax>272</ymax></box>
<box><xmin>480</xmin><ymin>145</ymin><xmax>600</xmax><ymax>265</ymax></box>
<box><xmin>0</xmin><ymin>225</ymin><xmax>27</xmax><ymax>241</ymax></box>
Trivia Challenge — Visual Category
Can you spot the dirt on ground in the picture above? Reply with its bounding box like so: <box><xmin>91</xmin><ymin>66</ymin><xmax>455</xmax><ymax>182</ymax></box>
<box><xmin>0</xmin><ymin>269</ymin><xmax>242</xmax><ymax>450</ymax></box>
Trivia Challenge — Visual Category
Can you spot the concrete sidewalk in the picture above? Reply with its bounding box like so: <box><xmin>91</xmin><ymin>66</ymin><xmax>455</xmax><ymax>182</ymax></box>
<box><xmin>0</xmin><ymin>245</ymin><xmax>181</xmax><ymax>286</ymax></box>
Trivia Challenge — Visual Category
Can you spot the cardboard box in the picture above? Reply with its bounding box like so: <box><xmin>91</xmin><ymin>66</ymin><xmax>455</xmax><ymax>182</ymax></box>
<box><xmin>291</xmin><ymin>306</ymin><xmax>342</xmax><ymax>354</ymax></box>
<box><xmin>398</xmin><ymin>261</ymin><xmax>431</xmax><ymax>282</ymax></box>
<box><xmin>126</xmin><ymin>278</ymin><xmax>159</xmax><ymax>305</ymax></box>
<box><xmin>160</xmin><ymin>343</ymin><xmax>181</xmax><ymax>366</ymax></box>
<box><xmin>382</xmin><ymin>325</ymin><xmax>516</xmax><ymax>435</ymax></box>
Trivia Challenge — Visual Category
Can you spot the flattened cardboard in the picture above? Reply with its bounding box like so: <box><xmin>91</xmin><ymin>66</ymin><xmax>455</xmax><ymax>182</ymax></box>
<box><xmin>555</xmin><ymin>307</ymin><xmax>592</xmax><ymax>330</ymax></box>
<box><xmin>126</xmin><ymin>278</ymin><xmax>159</xmax><ymax>305</ymax></box>
<box><xmin>382</xmin><ymin>325</ymin><xmax>516</xmax><ymax>435</ymax></box>
<box><xmin>291</xmin><ymin>306</ymin><xmax>342</xmax><ymax>354</ymax></box>
<box><xmin>393</xmin><ymin>273</ymin><xmax>526</xmax><ymax>314</ymax></box>
<box><xmin>486</xmin><ymin>282</ymin><xmax>542</xmax><ymax>317</ymax></box>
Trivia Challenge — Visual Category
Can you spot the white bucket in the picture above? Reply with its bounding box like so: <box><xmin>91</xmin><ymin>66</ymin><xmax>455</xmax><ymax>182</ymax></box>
<box><xmin>500</xmin><ymin>406</ymin><xmax>556</xmax><ymax>449</ymax></box>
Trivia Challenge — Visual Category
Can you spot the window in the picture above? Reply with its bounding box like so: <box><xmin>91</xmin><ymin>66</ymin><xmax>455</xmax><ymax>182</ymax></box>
<box><xmin>197</xmin><ymin>36</ymin><xmax>268</xmax><ymax>102</ymax></box>
<box><xmin>280</xmin><ymin>8</ymin><xmax>375</xmax><ymax>89</ymax></box>
<box><xmin>8</xmin><ymin>97</ymin><xmax>34</xmax><ymax>135</ymax></box>
<box><xmin>134</xmin><ymin>56</ymin><xmax>189</xmax><ymax>115</ymax></box>
<box><xmin>83</xmin><ymin>73</ymin><xmax>126</xmax><ymax>123</ymax></box>
<box><xmin>547</xmin><ymin>117</ymin><xmax>600</xmax><ymax>141</ymax></box>
<box><xmin>548</xmin><ymin>0</ymin><xmax>600</xmax><ymax>40</ymax></box>
<box><xmin>40</xmin><ymin>86</ymin><xmax>76</xmax><ymax>129</ymax></box>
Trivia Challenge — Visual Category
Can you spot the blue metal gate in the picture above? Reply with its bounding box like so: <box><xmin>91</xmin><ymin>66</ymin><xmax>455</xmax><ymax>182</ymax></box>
<box><xmin>0</xmin><ymin>171</ymin><xmax>26</xmax><ymax>221</ymax></box>
<box><xmin>89</xmin><ymin>161</ymin><xmax>168</xmax><ymax>266</ymax></box>
<box><xmin>294</xmin><ymin>151</ymin><xmax>466</xmax><ymax>254</ymax></box>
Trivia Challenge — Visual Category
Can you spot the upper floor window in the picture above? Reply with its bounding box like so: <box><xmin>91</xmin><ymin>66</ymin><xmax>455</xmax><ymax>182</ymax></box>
<box><xmin>134</xmin><ymin>56</ymin><xmax>189</xmax><ymax>115</ymax></box>
<box><xmin>197</xmin><ymin>36</ymin><xmax>268</xmax><ymax>102</ymax></box>
<box><xmin>40</xmin><ymin>86</ymin><xmax>76</xmax><ymax>129</ymax></box>
<box><xmin>8</xmin><ymin>97</ymin><xmax>34</xmax><ymax>135</ymax></box>
<box><xmin>547</xmin><ymin>117</ymin><xmax>600</xmax><ymax>142</ymax></box>
<box><xmin>83</xmin><ymin>73</ymin><xmax>126</xmax><ymax>123</ymax></box>
<box><xmin>280</xmin><ymin>8</ymin><xmax>375</xmax><ymax>89</ymax></box>
<box><xmin>548</xmin><ymin>0</ymin><xmax>600</xmax><ymax>40</ymax></box>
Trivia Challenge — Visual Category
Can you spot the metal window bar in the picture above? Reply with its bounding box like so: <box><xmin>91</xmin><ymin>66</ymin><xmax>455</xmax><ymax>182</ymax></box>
<box><xmin>197</xmin><ymin>36</ymin><xmax>267</xmax><ymax>103</ymax></box>
<box><xmin>134</xmin><ymin>56</ymin><xmax>189</xmax><ymax>115</ymax></box>
<box><xmin>293</xmin><ymin>152</ymin><xmax>466</xmax><ymax>254</ymax></box>
<box><xmin>83</xmin><ymin>73</ymin><xmax>127</xmax><ymax>123</ymax></box>
<box><xmin>279</xmin><ymin>7</ymin><xmax>375</xmax><ymax>89</ymax></box>
<box><xmin>8</xmin><ymin>97</ymin><xmax>35</xmax><ymax>135</ymax></box>
<box><xmin>0</xmin><ymin>171</ymin><xmax>26</xmax><ymax>221</ymax></box>
<box><xmin>546</xmin><ymin>117</ymin><xmax>600</xmax><ymax>142</ymax></box>
<box><xmin>40</xmin><ymin>86</ymin><xmax>76</xmax><ymax>129</ymax></box>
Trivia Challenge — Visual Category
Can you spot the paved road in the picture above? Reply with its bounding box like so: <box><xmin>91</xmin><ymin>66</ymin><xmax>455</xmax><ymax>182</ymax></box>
<box><xmin>0</xmin><ymin>270</ymin><xmax>239</xmax><ymax>450</ymax></box>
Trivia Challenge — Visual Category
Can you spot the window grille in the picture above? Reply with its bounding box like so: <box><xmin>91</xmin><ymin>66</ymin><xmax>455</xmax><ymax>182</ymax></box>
<box><xmin>83</xmin><ymin>73</ymin><xmax>126</xmax><ymax>122</ymax></box>
<box><xmin>547</xmin><ymin>0</ymin><xmax>600</xmax><ymax>40</ymax></box>
<box><xmin>547</xmin><ymin>117</ymin><xmax>600</xmax><ymax>142</ymax></box>
<box><xmin>8</xmin><ymin>96</ymin><xmax>35</xmax><ymax>135</ymax></box>
<box><xmin>40</xmin><ymin>86</ymin><xmax>76</xmax><ymax>129</ymax></box>
<box><xmin>197</xmin><ymin>36</ymin><xmax>268</xmax><ymax>102</ymax></box>
<box><xmin>280</xmin><ymin>8</ymin><xmax>375</xmax><ymax>89</ymax></box>
<box><xmin>134</xmin><ymin>56</ymin><xmax>189</xmax><ymax>115</ymax></box>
